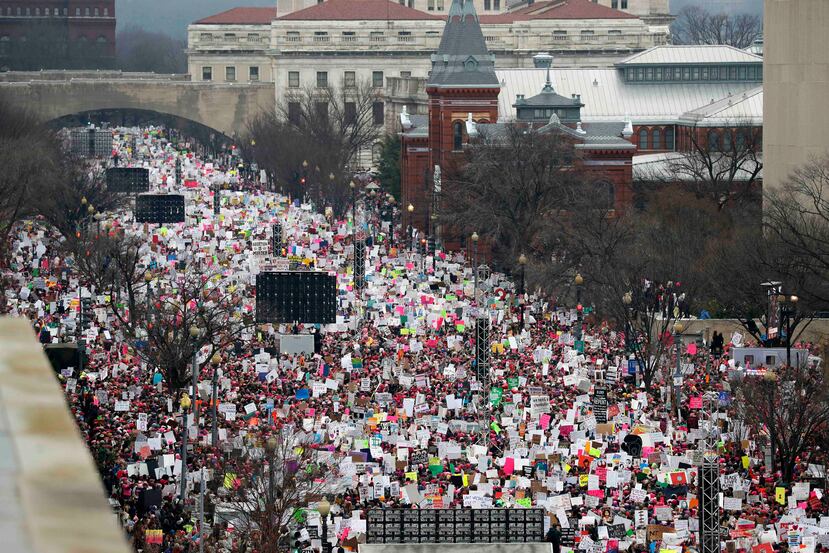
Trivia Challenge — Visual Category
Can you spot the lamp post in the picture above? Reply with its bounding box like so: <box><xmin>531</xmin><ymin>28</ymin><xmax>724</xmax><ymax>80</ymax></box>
<box><xmin>420</xmin><ymin>238</ymin><xmax>426</xmax><ymax>273</ymax></box>
<box><xmin>780</xmin><ymin>294</ymin><xmax>799</xmax><ymax>367</ymax></box>
<box><xmin>318</xmin><ymin>497</ymin><xmax>331</xmax><ymax>553</ymax></box>
<box><xmin>471</xmin><ymin>232</ymin><xmax>479</xmax><ymax>306</ymax></box>
<box><xmin>265</xmin><ymin>435</ymin><xmax>277</xmax><ymax>503</ymax></box>
<box><xmin>211</xmin><ymin>352</ymin><xmax>221</xmax><ymax>448</ymax></box>
<box><xmin>407</xmin><ymin>203</ymin><xmax>414</xmax><ymax>250</ymax></box>
<box><xmin>673</xmin><ymin>322</ymin><xmax>684</xmax><ymax>423</ymax></box>
<box><xmin>180</xmin><ymin>324</ymin><xmax>201</xmax><ymax>501</ymax></box>
<box><xmin>518</xmin><ymin>254</ymin><xmax>527</xmax><ymax>328</ymax></box>
<box><xmin>575</xmin><ymin>273</ymin><xmax>584</xmax><ymax>346</ymax></box>
<box><xmin>764</xmin><ymin>369</ymin><xmax>778</xmax><ymax>475</ymax></box>
<box><xmin>622</xmin><ymin>291</ymin><xmax>637</xmax><ymax>386</ymax></box>
<box><xmin>350</xmin><ymin>181</ymin><xmax>357</xmax><ymax>276</ymax></box>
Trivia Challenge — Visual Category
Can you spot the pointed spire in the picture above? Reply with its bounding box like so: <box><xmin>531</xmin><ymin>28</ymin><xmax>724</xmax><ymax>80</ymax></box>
<box><xmin>448</xmin><ymin>0</ymin><xmax>462</xmax><ymax>21</ymax></box>
<box><xmin>428</xmin><ymin>0</ymin><xmax>499</xmax><ymax>89</ymax></box>
<box><xmin>460</xmin><ymin>0</ymin><xmax>478</xmax><ymax>22</ymax></box>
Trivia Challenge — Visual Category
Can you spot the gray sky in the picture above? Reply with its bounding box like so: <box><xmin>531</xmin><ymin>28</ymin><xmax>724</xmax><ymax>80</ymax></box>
<box><xmin>669</xmin><ymin>0</ymin><xmax>763</xmax><ymax>15</ymax></box>
<box><xmin>116</xmin><ymin>0</ymin><xmax>763</xmax><ymax>40</ymax></box>
<box><xmin>117</xmin><ymin>0</ymin><xmax>275</xmax><ymax>39</ymax></box>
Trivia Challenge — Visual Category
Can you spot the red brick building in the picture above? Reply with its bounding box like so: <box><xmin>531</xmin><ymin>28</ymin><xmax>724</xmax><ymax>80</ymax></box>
<box><xmin>0</xmin><ymin>0</ymin><xmax>115</xmax><ymax>70</ymax></box>
<box><xmin>400</xmin><ymin>0</ymin><xmax>635</xmax><ymax>246</ymax></box>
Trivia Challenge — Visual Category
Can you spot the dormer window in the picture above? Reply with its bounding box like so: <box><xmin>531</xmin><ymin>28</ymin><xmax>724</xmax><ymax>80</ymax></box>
<box><xmin>464</xmin><ymin>56</ymin><xmax>478</xmax><ymax>71</ymax></box>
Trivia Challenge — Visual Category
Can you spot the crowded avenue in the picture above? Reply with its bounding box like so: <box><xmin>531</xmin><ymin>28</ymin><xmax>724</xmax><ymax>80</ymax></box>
<box><xmin>4</xmin><ymin>127</ymin><xmax>827</xmax><ymax>553</ymax></box>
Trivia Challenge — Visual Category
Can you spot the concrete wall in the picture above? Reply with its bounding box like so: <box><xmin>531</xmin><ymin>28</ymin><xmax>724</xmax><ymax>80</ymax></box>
<box><xmin>0</xmin><ymin>317</ymin><xmax>131</xmax><ymax>553</ymax></box>
<box><xmin>0</xmin><ymin>77</ymin><xmax>273</xmax><ymax>137</ymax></box>
<box><xmin>763</xmin><ymin>0</ymin><xmax>829</xmax><ymax>191</ymax></box>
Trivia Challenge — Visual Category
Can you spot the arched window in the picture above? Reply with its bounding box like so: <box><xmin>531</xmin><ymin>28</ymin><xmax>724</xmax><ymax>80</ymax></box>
<box><xmin>735</xmin><ymin>131</ymin><xmax>746</xmax><ymax>152</ymax></box>
<box><xmin>85</xmin><ymin>7</ymin><xmax>90</xmax><ymax>16</ymax></box>
<box><xmin>75</xmin><ymin>7</ymin><xmax>80</xmax><ymax>15</ymax></box>
<box><xmin>722</xmin><ymin>130</ymin><xmax>732</xmax><ymax>152</ymax></box>
<box><xmin>707</xmin><ymin>130</ymin><xmax>720</xmax><ymax>152</ymax></box>
<box><xmin>652</xmin><ymin>128</ymin><xmax>661</xmax><ymax>150</ymax></box>
<box><xmin>591</xmin><ymin>180</ymin><xmax>615</xmax><ymax>210</ymax></box>
<box><xmin>453</xmin><ymin>120</ymin><xmax>464</xmax><ymax>151</ymax></box>
<box><xmin>0</xmin><ymin>36</ymin><xmax>9</xmax><ymax>55</ymax></box>
<box><xmin>638</xmin><ymin>129</ymin><xmax>648</xmax><ymax>150</ymax></box>
<box><xmin>94</xmin><ymin>7</ymin><xmax>100</xmax><ymax>16</ymax></box>
<box><xmin>665</xmin><ymin>127</ymin><xmax>675</xmax><ymax>150</ymax></box>
<box><xmin>35</xmin><ymin>7</ymin><xmax>40</xmax><ymax>15</ymax></box>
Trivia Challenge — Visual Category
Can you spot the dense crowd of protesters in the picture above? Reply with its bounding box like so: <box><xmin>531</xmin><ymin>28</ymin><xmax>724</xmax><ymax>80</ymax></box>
<box><xmin>2</xmin><ymin>127</ymin><xmax>827</xmax><ymax>553</ymax></box>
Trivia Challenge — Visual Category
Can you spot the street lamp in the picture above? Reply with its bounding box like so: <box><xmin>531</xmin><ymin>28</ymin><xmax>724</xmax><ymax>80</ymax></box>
<box><xmin>673</xmin><ymin>322</ymin><xmax>684</xmax><ymax>422</ymax></box>
<box><xmin>181</xmin><ymin>324</ymin><xmax>201</xmax><ymax>500</ymax></box>
<box><xmin>318</xmin><ymin>497</ymin><xmax>331</xmax><ymax>553</ymax></box>
<box><xmin>764</xmin><ymin>368</ymin><xmax>778</xmax><ymax>475</ymax></box>
<box><xmin>265</xmin><ymin>436</ymin><xmax>278</xmax><ymax>502</ymax></box>
<box><xmin>780</xmin><ymin>294</ymin><xmax>799</xmax><ymax>368</ymax></box>
<box><xmin>211</xmin><ymin>352</ymin><xmax>222</xmax><ymax>448</ymax></box>
<box><xmin>518</xmin><ymin>254</ymin><xmax>527</xmax><ymax>328</ymax></box>
<box><xmin>407</xmin><ymin>203</ymin><xmax>414</xmax><ymax>249</ymax></box>
<box><xmin>575</xmin><ymin>273</ymin><xmax>584</xmax><ymax>346</ymax></box>
<box><xmin>471</xmin><ymin>232</ymin><xmax>479</xmax><ymax>306</ymax></box>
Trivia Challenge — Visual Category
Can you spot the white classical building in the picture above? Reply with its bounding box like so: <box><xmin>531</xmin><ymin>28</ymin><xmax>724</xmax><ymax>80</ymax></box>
<box><xmin>187</xmin><ymin>0</ymin><xmax>671</xmax><ymax>94</ymax></box>
<box><xmin>186</xmin><ymin>7</ymin><xmax>276</xmax><ymax>84</ymax></box>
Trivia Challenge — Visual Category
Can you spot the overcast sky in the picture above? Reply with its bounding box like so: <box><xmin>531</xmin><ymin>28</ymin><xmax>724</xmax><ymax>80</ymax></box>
<box><xmin>116</xmin><ymin>0</ymin><xmax>763</xmax><ymax>40</ymax></box>
<box><xmin>117</xmin><ymin>0</ymin><xmax>275</xmax><ymax>39</ymax></box>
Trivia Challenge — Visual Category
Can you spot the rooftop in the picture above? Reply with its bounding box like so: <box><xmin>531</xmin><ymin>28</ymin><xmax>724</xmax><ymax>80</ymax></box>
<box><xmin>679</xmin><ymin>86</ymin><xmax>763</xmax><ymax>126</ymax></box>
<box><xmin>496</xmin><ymin>0</ymin><xmax>636</xmax><ymax>21</ymax></box>
<box><xmin>278</xmin><ymin>0</ymin><xmax>443</xmax><ymax>21</ymax></box>
<box><xmin>617</xmin><ymin>45</ymin><xmax>763</xmax><ymax>66</ymax></box>
<box><xmin>194</xmin><ymin>7</ymin><xmax>277</xmax><ymax>25</ymax></box>
<box><xmin>496</xmin><ymin>67</ymin><xmax>762</xmax><ymax>124</ymax></box>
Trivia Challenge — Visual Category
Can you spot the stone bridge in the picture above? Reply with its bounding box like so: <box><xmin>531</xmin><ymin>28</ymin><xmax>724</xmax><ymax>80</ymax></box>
<box><xmin>0</xmin><ymin>71</ymin><xmax>273</xmax><ymax>137</ymax></box>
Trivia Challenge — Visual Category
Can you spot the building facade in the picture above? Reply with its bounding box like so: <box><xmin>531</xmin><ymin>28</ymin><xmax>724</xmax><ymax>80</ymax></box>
<box><xmin>0</xmin><ymin>0</ymin><xmax>115</xmax><ymax>70</ymax></box>
<box><xmin>187</xmin><ymin>0</ymin><xmax>671</xmax><ymax>100</ymax></box>
<box><xmin>763</xmin><ymin>0</ymin><xmax>829</xmax><ymax>192</ymax></box>
<box><xmin>400</xmin><ymin>0</ymin><xmax>637</xmax><ymax>243</ymax></box>
<box><xmin>187</xmin><ymin>7</ymin><xmax>276</xmax><ymax>84</ymax></box>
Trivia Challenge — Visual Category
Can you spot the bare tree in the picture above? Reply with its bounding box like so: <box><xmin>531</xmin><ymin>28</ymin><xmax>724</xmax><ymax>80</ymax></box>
<box><xmin>246</xmin><ymin>80</ymin><xmax>383</xmax><ymax>215</ymax></box>
<box><xmin>211</xmin><ymin>428</ymin><xmax>336</xmax><ymax>553</ymax></box>
<box><xmin>116</xmin><ymin>27</ymin><xmax>187</xmax><ymax>74</ymax></box>
<box><xmin>440</xmin><ymin>125</ymin><xmax>586</xmax><ymax>278</ymax></box>
<box><xmin>0</xmin><ymin>95</ymin><xmax>60</xmax><ymax>264</ymax></box>
<box><xmin>672</xmin><ymin>6</ymin><xmax>762</xmax><ymax>49</ymax></box>
<box><xmin>737</xmin><ymin>364</ymin><xmax>829</xmax><ymax>482</ymax></box>
<box><xmin>35</xmin><ymin>161</ymin><xmax>125</xmax><ymax>239</ymax></box>
<box><xmin>638</xmin><ymin>123</ymin><xmax>763</xmax><ymax>212</ymax></box>
<box><xmin>764</xmin><ymin>154</ymin><xmax>829</xmax><ymax>306</ymax></box>
<box><xmin>562</xmin><ymin>188</ymin><xmax>724</xmax><ymax>390</ymax></box>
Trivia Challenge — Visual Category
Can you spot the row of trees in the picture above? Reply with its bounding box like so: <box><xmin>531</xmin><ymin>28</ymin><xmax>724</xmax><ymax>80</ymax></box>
<box><xmin>0</xmin><ymin>95</ymin><xmax>123</xmax><ymax>265</ymax></box>
<box><xmin>672</xmin><ymin>5</ymin><xmax>763</xmax><ymax>50</ymax></box>
<box><xmin>441</xmin><ymin>122</ymin><xmax>829</xmax><ymax>385</ymax></box>
<box><xmin>245</xmin><ymin>81</ymin><xmax>385</xmax><ymax>216</ymax></box>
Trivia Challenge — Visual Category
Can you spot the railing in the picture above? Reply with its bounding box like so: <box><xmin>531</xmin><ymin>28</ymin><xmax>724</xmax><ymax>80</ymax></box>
<box><xmin>313</xmin><ymin>35</ymin><xmax>330</xmax><ymax>43</ymax></box>
<box><xmin>341</xmin><ymin>36</ymin><xmax>357</xmax><ymax>42</ymax></box>
<box><xmin>285</xmin><ymin>35</ymin><xmax>302</xmax><ymax>42</ymax></box>
<box><xmin>370</xmin><ymin>36</ymin><xmax>387</xmax><ymax>43</ymax></box>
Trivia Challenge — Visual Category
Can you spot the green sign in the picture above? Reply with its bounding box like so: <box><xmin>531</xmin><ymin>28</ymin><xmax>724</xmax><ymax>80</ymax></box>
<box><xmin>490</xmin><ymin>387</ymin><xmax>503</xmax><ymax>405</ymax></box>
<box><xmin>507</xmin><ymin>377</ymin><xmax>519</xmax><ymax>390</ymax></box>
<box><xmin>575</xmin><ymin>340</ymin><xmax>585</xmax><ymax>353</ymax></box>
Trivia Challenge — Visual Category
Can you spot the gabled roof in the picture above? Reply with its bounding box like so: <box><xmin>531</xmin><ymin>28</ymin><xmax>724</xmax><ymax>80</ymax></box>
<box><xmin>509</xmin><ymin>0</ymin><xmax>636</xmax><ymax>20</ymax></box>
<box><xmin>617</xmin><ymin>45</ymin><xmax>763</xmax><ymax>66</ymax></box>
<box><xmin>194</xmin><ymin>7</ymin><xmax>277</xmax><ymax>25</ymax></box>
<box><xmin>427</xmin><ymin>0</ymin><xmax>500</xmax><ymax>89</ymax></box>
<box><xmin>278</xmin><ymin>0</ymin><xmax>442</xmax><ymax>20</ymax></box>
<box><xmin>679</xmin><ymin>86</ymin><xmax>763</xmax><ymax>126</ymax></box>
<box><xmin>496</xmin><ymin>67</ymin><xmax>762</xmax><ymax>125</ymax></box>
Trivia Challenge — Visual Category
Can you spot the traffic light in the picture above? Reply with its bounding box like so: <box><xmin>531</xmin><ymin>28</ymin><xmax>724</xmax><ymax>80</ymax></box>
<box><xmin>427</xmin><ymin>236</ymin><xmax>436</xmax><ymax>254</ymax></box>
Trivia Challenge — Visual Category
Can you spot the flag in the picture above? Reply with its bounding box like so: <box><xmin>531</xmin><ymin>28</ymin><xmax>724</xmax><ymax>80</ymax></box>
<box><xmin>669</xmin><ymin>471</ymin><xmax>687</xmax><ymax>486</ymax></box>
